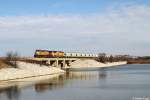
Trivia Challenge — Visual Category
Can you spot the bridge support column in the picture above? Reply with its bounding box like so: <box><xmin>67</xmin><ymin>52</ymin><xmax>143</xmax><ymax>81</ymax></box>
<box><xmin>62</xmin><ymin>60</ymin><xmax>65</xmax><ymax>68</ymax></box>
<box><xmin>46</xmin><ymin>60</ymin><xmax>50</xmax><ymax>66</ymax></box>
<box><xmin>56</xmin><ymin>59</ymin><xmax>58</xmax><ymax>67</ymax></box>
<box><xmin>69</xmin><ymin>60</ymin><xmax>72</xmax><ymax>66</ymax></box>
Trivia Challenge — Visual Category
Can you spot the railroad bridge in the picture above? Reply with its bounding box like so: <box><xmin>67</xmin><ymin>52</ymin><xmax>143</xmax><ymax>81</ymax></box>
<box><xmin>29</xmin><ymin>57</ymin><xmax>97</xmax><ymax>69</ymax></box>
<box><xmin>29</xmin><ymin>50</ymin><xmax>98</xmax><ymax>69</ymax></box>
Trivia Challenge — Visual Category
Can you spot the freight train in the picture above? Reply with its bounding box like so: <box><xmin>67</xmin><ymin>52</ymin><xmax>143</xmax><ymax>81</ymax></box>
<box><xmin>34</xmin><ymin>50</ymin><xmax>98</xmax><ymax>58</ymax></box>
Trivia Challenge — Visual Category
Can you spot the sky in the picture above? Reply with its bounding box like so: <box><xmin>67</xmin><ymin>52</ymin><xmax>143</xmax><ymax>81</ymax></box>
<box><xmin>0</xmin><ymin>0</ymin><xmax>150</xmax><ymax>56</ymax></box>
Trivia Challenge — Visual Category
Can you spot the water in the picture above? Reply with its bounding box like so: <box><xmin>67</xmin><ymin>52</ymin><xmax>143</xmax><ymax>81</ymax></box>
<box><xmin>0</xmin><ymin>64</ymin><xmax>150</xmax><ymax>100</ymax></box>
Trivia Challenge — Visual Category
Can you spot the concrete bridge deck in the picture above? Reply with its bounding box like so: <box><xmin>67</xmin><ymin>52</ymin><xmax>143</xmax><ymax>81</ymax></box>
<box><xmin>31</xmin><ymin>57</ymin><xmax>78</xmax><ymax>61</ymax></box>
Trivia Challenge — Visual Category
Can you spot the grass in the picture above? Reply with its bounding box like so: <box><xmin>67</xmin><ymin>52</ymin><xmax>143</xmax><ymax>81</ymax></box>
<box><xmin>0</xmin><ymin>52</ymin><xmax>19</xmax><ymax>69</ymax></box>
<box><xmin>0</xmin><ymin>58</ymin><xmax>10</xmax><ymax>69</ymax></box>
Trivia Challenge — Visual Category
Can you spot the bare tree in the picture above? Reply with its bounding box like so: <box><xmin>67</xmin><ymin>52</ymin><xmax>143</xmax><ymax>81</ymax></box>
<box><xmin>97</xmin><ymin>53</ymin><xmax>107</xmax><ymax>63</ymax></box>
<box><xmin>109</xmin><ymin>55</ymin><xmax>114</xmax><ymax>62</ymax></box>
<box><xmin>4</xmin><ymin>52</ymin><xmax>19</xmax><ymax>68</ymax></box>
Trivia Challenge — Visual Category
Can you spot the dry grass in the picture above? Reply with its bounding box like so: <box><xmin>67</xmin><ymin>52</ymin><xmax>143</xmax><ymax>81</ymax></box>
<box><xmin>0</xmin><ymin>58</ymin><xmax>10</xmax><ymax>69</ymax></box>
<box><xmin>127</xmin><ymin>59</ymin><xmax>150</xmax><ymax>64</ymax></box>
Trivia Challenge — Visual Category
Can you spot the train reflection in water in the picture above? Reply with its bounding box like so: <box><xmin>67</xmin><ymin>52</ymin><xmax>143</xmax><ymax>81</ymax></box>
<box><xmin>34</xmin><ymin>70</ymin><xmax>107</xmax><ymax>92</ymax></box>
<box><xmin>0</xmin><ymin>70</ymin><xmax>107</xmax><ymax>100</ymax></box>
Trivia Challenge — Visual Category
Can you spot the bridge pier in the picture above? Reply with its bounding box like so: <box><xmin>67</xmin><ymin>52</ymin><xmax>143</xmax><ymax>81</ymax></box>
<box><xmin>56</xmin><ymin>59</ymin><xmax>58</xmax><ymax>67</ymax></box>
<box><xmin>31</xmin><ymin>58</ymin><xmax>78</xmax><ymax>69</ymax></box>
<box><xmin>62</xmin><ymin>60</ymin><xmax>66</xmax><ymax>68</ymax></box>
<box><xmin>58</xmin><ymin>60</ymin><xmax>66</xmax><ymax>69</ymax></box>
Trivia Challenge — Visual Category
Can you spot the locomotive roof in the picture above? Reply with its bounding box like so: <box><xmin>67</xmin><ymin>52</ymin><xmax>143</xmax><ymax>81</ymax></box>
<box><xmin>36</xmin><ymin>50</ymin><xmax>64</xmax><ymax>52</ymax></box>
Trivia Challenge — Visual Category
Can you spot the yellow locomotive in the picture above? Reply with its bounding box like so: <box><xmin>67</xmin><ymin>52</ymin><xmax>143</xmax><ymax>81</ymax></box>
<box><xmin>34</xmin><ymin>50</ymin><xmax>65</xmax><ymax>58</ymax></box>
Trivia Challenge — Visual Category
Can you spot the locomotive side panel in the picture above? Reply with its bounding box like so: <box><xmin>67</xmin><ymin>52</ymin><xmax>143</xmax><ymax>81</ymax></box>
<box><xmin>34</xmin><ymin>50</ymin><xmax>64</xmax><ymax>58</ymax></box>
<box><xmin>34</xmin><ymin>50</ymin><xmax>50</xmax><ymax>58</ymax></box>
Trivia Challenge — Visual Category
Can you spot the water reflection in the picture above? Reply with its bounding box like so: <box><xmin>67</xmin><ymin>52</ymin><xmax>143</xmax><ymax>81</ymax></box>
<box><xmin>34</xmin><ymin>75</ymin><xmax>64</xmax><ymax>92</ymax></box>
<box><xmin>0</xmin><ymin>86</ymin><xmax>20</xmax><ymax>100</ymax></box>
<box><xmin>98</xmin><ymin>68</ymin><xmax>107</xmax><ymax>79</ymax></box>
<box><xmin>34</xmin><ymin>70</ymin><xmax>107</xmax><ymax>92</ymax></box>
<box><xmin>1</xmin><ymin>65</ymin><xmax>150</xmax><ymax>100</ymax></box>
<box><xmin>0</xmin><ymin>70</ymin><xmax>108</xmax><ymax>100</ymax></box>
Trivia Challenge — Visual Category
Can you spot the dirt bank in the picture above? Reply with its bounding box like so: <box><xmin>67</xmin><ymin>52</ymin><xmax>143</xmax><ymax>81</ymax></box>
<box><xmin>70</xmin><ymin>59</ymin><xmax>127</xmax><ymax>68</ymax></box>
<box><xmin>0</xmin><ymin>62</ymin><xmax>65</xmax><ymax>81</ymax></box>
<box><xmin>0</xmin><ymin>58</ymin><xmax>10</xmax><ymax>69</ymax></box>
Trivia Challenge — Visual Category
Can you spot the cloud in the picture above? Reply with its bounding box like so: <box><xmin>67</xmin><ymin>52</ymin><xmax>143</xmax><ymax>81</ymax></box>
<box><xmin>49</xmin><ymin>2</ymin><xmax>65</xmax><ymax>8</ymax></box>
<box><xmin>0</xmin><ymin>4</ymin><xmax>150</xmax><ymax>56</ymax></box>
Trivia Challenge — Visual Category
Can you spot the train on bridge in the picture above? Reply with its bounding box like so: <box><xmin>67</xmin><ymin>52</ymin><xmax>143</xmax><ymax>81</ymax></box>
<box><xmin>34</xmin><ymin>50</ymin><xmax>98</xmax><ymax>58</ymax></box>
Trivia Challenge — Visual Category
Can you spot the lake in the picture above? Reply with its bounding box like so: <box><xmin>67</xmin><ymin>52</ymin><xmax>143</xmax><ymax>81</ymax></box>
<box><xmin>0</xmin><ymin>64</ymin><xmax>150</xmax><ymax>100</ymax></box>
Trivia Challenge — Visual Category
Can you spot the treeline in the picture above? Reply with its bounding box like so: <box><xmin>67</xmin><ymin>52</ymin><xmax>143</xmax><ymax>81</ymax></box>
<box><xmin>96</xmin><ymin>53</ymin><xmax>131</xmax><ymax>63</ymax></box>
<box><xmin>137</xmin><ymin>56</ymin><xmax>150</xmax><ymax>60</ymax></box>
<box><xmin>127</xmin><ymin>56</ymin><xmax>150</xmax><ymax>64</ymax></box>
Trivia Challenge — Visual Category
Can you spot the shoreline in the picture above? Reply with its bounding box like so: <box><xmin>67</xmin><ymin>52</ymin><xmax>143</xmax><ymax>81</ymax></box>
<box><xmin>67</xmin><ymin>62</ymin><xmax>127</xmax><ymax>71</ymax></box>
<box><xmin>0</xmin><ymin>62</ymin><xmax>65</xmax><ymax>81</ymax></box>
<box><xmin>0</xmin><ymin>61</ymin><xmax>127</xmax><ymax>81</ymax></box>
<box><xmin>69</xmin><ymin>59</ymin><xmax>127</xmax><ymax>68</ymax></box>
<box><xmin>127</xmin><ymin>60</ymin><xmax>150</xmax><ymax>64</ymax></box>
<box><xmin>0</xmin><ymin>74</ymin><xmax>62</xmax><ymax>89</ymax></box>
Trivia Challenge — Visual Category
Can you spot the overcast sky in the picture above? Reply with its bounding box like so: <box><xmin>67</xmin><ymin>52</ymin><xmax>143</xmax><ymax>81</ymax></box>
<box><xmin>0</xmin><ymin>0</ymin><xmax>150</xmax><ymax>56</ymax></box>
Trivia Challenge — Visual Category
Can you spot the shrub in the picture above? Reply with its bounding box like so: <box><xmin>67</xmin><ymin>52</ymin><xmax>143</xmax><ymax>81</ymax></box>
<box><xmin>4</xmin><ymin>52</ymin><xmax>19</xmax><ymax>68</ymax></box>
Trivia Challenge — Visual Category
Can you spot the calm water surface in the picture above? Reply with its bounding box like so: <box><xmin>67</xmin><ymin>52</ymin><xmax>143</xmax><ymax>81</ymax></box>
<box><xmin>0</xmin><ymin>64</ymin><xmax>150</xmax><ymax>100</ymax></box>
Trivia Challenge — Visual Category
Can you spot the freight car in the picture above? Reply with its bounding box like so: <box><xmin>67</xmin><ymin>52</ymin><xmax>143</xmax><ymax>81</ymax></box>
<box><xmin>34</xmin><ymin>50</ymin><xmax>65</xmax><ymax>58</ymax></box>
